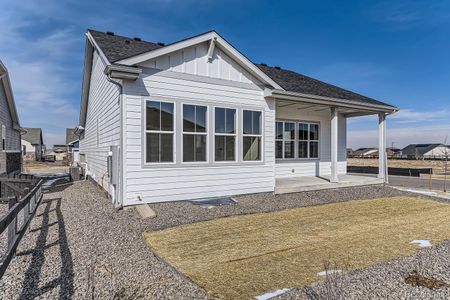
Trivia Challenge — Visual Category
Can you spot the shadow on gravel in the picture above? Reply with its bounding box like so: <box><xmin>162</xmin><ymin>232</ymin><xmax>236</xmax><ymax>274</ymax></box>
<box><xmin>17</xmin><ymin>198</ymin><xmax>74</xmax><ymax>299</ymax></box>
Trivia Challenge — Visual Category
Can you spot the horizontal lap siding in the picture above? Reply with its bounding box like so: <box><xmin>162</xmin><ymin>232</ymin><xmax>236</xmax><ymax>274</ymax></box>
<box><xmin>79</xmin><ymin>51</ymin><xmax>120</xmax><ymax>196</ymax></box>
<box><xmin>123</xmin><ymin>73</ymin><xmax>275</xmax><ymax>204</ymax></box>
<box><xmin>275</xmin><ymin>107</ymin><xmax>347</xmax><ymax>178</ymax></box>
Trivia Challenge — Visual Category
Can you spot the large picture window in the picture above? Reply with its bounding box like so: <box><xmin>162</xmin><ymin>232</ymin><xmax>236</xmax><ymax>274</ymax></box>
<box><xmin>276</xmin><ymin>121</ymin><xmax>319</xmax><ymax>159</ymax></box>
<box><xmin>183</xmin><ymin>104</ymin><xmax>207</xmax><ymax>162</ymax></box>
<box><xmin>145</xmin><ymin>100</ymin><xmax>174</xmax><ymax>163</ymax></box>
<box><xmin>243</xmin><ymin>110</ymin><xmax>262</xmax><ymax>161</ymax></box>
<box><xmin>215</xmin><ymin>107</ymin><xmax>236</xmax><ymax>161</ymax></box>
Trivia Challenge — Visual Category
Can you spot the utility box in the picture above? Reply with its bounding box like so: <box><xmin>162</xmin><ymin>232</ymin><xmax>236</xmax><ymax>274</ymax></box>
<box><xmin>69</xmin><ymin>166</ymin><xmax>81</xmax><ymax>181</ymax></box>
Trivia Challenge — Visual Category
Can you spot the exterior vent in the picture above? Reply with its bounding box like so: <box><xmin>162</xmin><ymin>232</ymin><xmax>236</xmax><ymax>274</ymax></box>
<box><xmin>133</xmin><ymin>37</ymin><xmax>142</xmax><ymax>41</ymax></box>
<box><xmin>274</xmin><ymin>66</ymin><xmax>281</xmax><ymax>70</ymax></box>
<box><xmin>261</xmin><ymin>63</ymin><xmax>267</xmax><ymax>66</ymax></box>
<box><xmin>106</xmin><ymin>31</ymin><xmax>115</xmax><ymax>36</ymax></box>
<box><xmin>157</xmin><ymin>42</ymin><xmax>165</xmax><ymax>46</ymax></box>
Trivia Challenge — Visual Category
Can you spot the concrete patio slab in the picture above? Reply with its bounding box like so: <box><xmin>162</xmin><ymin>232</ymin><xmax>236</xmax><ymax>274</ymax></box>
<box><xmin>275</xmin><ymin>174</ymin><xmax>384</xmax><ymax>194</ymax></box>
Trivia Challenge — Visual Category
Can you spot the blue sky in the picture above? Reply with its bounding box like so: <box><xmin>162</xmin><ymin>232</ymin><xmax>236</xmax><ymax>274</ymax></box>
<box><xmin>1</xmin><ymin>0</ymin><xmax>450</xmax><ymax>148</ymax></box>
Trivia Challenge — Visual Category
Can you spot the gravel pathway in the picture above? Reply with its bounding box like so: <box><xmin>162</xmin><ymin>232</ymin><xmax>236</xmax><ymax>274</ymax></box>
<box><xmin>0</xmin><ymin>180</ymin><xmax>448</xmax><ymax>299</ymax></box>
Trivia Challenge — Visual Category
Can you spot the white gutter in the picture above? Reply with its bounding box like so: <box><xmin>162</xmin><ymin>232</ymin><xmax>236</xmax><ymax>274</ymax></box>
<box><xmin>267</xmin><ymin>89</ymin><xmax>398</xmax><ymax>113</ymax></box>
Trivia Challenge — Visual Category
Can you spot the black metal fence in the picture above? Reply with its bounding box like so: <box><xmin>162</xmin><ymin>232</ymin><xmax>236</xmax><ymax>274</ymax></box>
<box><xmin>347</xmin><ymin>166</ymin><xmax>433</xmax><ymax>177</ymax></box>
<box><xmin>0</xmin><ymin>174</ymin><xmax>43</xmax><ymax>278</ymax></box>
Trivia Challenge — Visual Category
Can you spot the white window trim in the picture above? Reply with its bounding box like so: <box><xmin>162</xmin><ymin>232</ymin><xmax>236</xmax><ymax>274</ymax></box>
<box><xmin>299</xmin><ymin>123</ymin><xmax>320</xmax><ymax>159</ymax></box>
<box><xmin>276</xmin><ymin>120</ymin><xmax>320</xmax><ymax>161</ymax></box>
<box><xmin>181</xmin><ymin>103</ymin><xmax>209</xmax><ymax>164</ymax></box>
<box><xmin>242</xmin><ymin>109</ymin><xmax>263</xmax><ymax>162</ymax></box>
<box><xmin>144</xmin><ymin>99</ymin><xmax>176</xmax><ymax>164</ymax></box>
<box><xmin>213</xmin><ymin>106</ymin><xmax>238</xmax><ymax>163</ymax></box>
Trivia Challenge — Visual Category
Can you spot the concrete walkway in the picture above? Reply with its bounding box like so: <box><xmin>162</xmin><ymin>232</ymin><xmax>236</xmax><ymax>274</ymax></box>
<box><xmin>275</xmin><ymin>174</ymin><xmax>384</xmax><ymax>194</ymax></box>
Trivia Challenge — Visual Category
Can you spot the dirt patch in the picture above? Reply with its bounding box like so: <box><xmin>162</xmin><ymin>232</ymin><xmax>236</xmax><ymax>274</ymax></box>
<box><xmin>405</xmin><ymin>270</ymin><xmax>450</xmax><ymax>290</ymax></box>
<box><xmin>144</xmin><ymin>196</ymin><xmax>450</xmax><ymax>299</ymax></box>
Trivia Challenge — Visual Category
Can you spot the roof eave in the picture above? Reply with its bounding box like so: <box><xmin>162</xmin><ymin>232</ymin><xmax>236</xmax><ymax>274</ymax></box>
<box><xmin>267</xmin><ymin>89</ymin><xmax>399</xmax><ymax>114</ymax></box>
<box><xmin>0</xmin><ymin>61</ymin><xmax>20</xmax><ymax>128</ymax></box>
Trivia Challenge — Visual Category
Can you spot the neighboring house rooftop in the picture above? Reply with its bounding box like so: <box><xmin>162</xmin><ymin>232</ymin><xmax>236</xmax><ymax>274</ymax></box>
<box><xmin>53</xmin><ymin>145</ymin><xmax>67</xmax><ymax>153</ymax></box>
<box><xmin>87</xmin><ymin>29</ymin><xmax>395</xmax><ymax>109</ymax></box>
<box><xmin>400</xmin><ymin>144</ymin><xmax>446</xmax><ymax>156</ymax></box>
<box><xmin>21</xmin><ymin>128</ymin><xmax>43</xmax><ymax>145</ymax></box>
<box><xmin>66</xmin><ymin>128</ymin><xmax>78</xmax><ymax>145</ymax></box>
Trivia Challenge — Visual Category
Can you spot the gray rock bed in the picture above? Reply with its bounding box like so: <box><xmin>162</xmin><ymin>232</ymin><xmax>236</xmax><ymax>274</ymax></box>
<box><xmin>0</xmin><ymin>180</ymin><xmax>448</xmax><ymax>299</ymax></box>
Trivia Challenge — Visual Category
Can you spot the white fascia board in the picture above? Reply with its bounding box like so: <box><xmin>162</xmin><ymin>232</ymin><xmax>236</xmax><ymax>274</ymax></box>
<box><xmin>116</xmin><ymin>31</ymin><xmax>283</xmax><ymax>90</ymax></box>
<box><xmin>268</xmin><ymin>89</ymin><xmax>399</xmax><ymax>113</ymax></box>
<box><xmin>86</xmin><ymin>31</ymin><xmax>111</xmax><ymax>65</ymax></box>
<box><xmin>0</xmin><ymin>60</ymin><xmax>20</xmax><ymax>127</ymax></box>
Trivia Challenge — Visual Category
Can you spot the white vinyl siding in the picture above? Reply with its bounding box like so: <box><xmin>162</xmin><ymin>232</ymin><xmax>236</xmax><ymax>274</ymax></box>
<box><xmin>275</xmin><ymin>107</ymin><xmax>347</xmax><ymax>178</ymax></box>
<box><xmin>78</xmin><ymin>50</ymin><xmax>121</xmax><ymax>197</ymax></box>
<box><xmin>122</xmin><ymin>62</ymin><xmax>275</xmax><ymax>204</ymax></box>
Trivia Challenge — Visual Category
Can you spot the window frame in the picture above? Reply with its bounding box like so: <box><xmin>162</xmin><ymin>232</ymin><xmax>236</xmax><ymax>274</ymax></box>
<box><xmin>275</xmin><ymin>119</ymin><xmax>320</xmax><ymax>161</ymax></box>
<box><xmin>1</xmin><ymin>125</ymin><xmax>5</xmax><ymax>152</ymax></box>
<box><xmin>213</xmin><ymin>106</ymin><xmax>238</xmax><ymax>163</ymax></box>
<box><xmin>181</xmin><ymin>103</ymin><xmax>209</xmax><ymax>164</ymax></box>
<box><xmin>242</xmin><ymin>109</ymin><xmax>263</xmax><ymax>162</ymax></box>
<box><xmin>144</xmin><ymin>99</ymin><xmax>176</xmax><ymax>164</ymax></box>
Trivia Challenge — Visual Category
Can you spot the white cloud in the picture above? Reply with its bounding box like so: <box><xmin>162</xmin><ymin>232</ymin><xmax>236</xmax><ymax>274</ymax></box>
<box><xmin>0</xmin><ymin>1</ymin><xmax>80</xmax><ymax>147</ymax></box>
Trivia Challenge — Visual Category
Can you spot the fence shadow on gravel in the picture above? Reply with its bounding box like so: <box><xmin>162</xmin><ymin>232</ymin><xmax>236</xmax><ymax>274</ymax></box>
<box><xmin>17</xmin><ymin>197</ymin><xmax>74</xmax><ymax>299</ymax></box>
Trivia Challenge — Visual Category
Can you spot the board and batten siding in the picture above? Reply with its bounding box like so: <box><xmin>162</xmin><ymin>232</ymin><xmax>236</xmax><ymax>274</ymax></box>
<box><xmin>275</xmin><ymin>107</ymin><xmax>347</xmax><ymax>178</ymax></box>
<box><xmin>0</xmin><ymin>84</ymin><xmax>21</xmax><ymax>174</ymax></box>
<box><xmin>122</xmin><ymin>46</ymin><xmax>275</xmax><ymax>204</ymax></box>
<box><xmin>79</xmin><ymin>50</ymin><xmax>121</xmax><ymax>197</ymax></box>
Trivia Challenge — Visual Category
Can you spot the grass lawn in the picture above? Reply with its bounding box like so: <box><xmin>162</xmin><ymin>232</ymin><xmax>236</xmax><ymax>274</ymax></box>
<box><xmin>143</xmin><ymin>196</ymin><xmax>450</xmax><ymax>299</ymax></box>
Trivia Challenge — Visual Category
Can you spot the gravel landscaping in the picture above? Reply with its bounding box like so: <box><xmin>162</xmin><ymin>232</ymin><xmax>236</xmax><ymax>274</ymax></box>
<box><xmin>0</xmin><ymin>180</ymin><xmax>449</xmax><ymax>299</ymax></box>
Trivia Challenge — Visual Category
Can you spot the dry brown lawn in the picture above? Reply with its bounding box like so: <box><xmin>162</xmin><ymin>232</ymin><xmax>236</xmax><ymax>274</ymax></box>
<box><xmin>144</xmin><ymin>196</ymin><xmax>450</xmax><ymax>299</ymax></box>
<box><xmin>349</xmin><ymin>158</ymin><xmax>447</xmax><ymax>174</ymax></box>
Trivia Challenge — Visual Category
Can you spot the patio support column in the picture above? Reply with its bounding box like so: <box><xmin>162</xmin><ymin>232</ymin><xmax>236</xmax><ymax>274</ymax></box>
<box><xmin>378</xmin><ymin>113</ymin><xmax>387</xmax><ymax>180</ymax></box>
<box><xmin>330</xmin><ymin>107</ymin><xmax>339</xmax><ymax>183</ymax></box>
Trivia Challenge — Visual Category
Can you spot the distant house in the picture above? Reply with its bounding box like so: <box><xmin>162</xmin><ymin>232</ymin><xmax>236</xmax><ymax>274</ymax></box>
<box><xmin>21</xmin><ymin>128</ymin><xmax>45</xmax><ymax>161</ymax></box>
<box><xmin>0</xmin><ymin>60</ymin><xmax>22</xmax><ymax>174</ymax></box>
<box><xmin>399</xmin><ymin>144</ymin><xmax>450</xmax><ymax>159</ymax></box>
<box><xmin>349</xmin><ymin>147</ymin><xmax>400</xmax><ymax>158</ymax></box>
<box><xmin>66</xmin><ymin>128</ymin><xmax>79</xmax><ymax>165</ymax></box>
<box><xmin>52</xmin><ymin>145</ymin><xmax>67</xmax><ymax>161</ymax></box>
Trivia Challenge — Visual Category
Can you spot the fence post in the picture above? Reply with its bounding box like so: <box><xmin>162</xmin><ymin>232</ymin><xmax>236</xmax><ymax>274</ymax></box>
<box><xmin>7</xmin><ymin>196</ymin><xmax>18</xmax><ymax>253</ymax></box>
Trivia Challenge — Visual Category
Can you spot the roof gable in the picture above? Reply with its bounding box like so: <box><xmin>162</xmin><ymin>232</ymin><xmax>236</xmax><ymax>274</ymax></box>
<box><xmin>21</xmin><ymin>128</ymin><xmax>43</xmax><ymax>145</ymax></box>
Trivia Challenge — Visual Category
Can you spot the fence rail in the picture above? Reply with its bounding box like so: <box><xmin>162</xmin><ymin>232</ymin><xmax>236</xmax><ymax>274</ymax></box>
<box><xmin>0</xmin><ymin>174</ymin><xmax>43</xmax><ymax>278</ymax></box>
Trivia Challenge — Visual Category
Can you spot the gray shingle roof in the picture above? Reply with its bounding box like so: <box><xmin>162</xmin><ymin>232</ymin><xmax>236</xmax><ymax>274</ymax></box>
<box><xmin>21</xmin><ymin>128</ymin><xmax>43</xmax><ymax>145</ymax></box>
<box><xmin>89</xmin><ymin>29</ymin><xmax>395</xmax><ymax>108</ymax></box>
<box><xmin>66</xmin><ymin>128</ymin><xmax>77</xmax><ymax>145</ymax></box>
<box><xmin>400</xmin><ymin>144</ymin><xmax>445</xmax><ymax>156</ymax></box>
<box><xmin>88</xmin><ymin>29</ymin><xmax>164</xmax><ymax>63</ymax></box>
<box><xmin>256</xmin><ymin>64</ymin><xmax>393</xmax><ymax>107</ymax></box>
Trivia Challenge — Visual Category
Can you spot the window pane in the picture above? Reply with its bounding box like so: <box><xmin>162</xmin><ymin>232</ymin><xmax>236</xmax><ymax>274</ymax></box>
<box><xmin>225</xmin><ymin>136</ymin><xmax>235</xmax><ymax>160</ymax></box>
<box><xmin>146</xmin><ymin>133</ymin><xmax>160</xmax><ymax>162</ymax></box>
<box><xmin>284</xmin><ymin>122</ymin><xmax>295</xmax><ymax>140</ymax></box>
<box><xmin>243</xmin><ymin>136</ymin><xmax>261</xmax><ymax>161</ymax></box>
<box><xmin>196</xmin><ymin>105</ymin><xmax>207</xmax><ymax>133</ymax></box>
<box><xmin>183</xmin><ymin>135</ymin><xmax>195</xmax><ymax>162</ymax></box>
<box><xmin>225</xmin><ymin>109</ymin><xmax>236</xmax><ymax>134</ymax></box>
<box><xmin>310</xmin><ymin>124</ymin><xmax>319</xmax><ymax>140</ymax></box>
<box><xmin>298</xmin><ymin>141</ymin><xmax>308</xmax><ymax>158</ymax></box>
<box><xmin>243</xmin><ymin>110</ymin><xmax>252</xmax><ymax>135</ymax></box>
<box><xmin>160</xmin><ymin>133</ymin><xmax>173</xmax><ymax>162</ymax></box>
<box><xmin>195</xmin><ymin>135</ymin><xmax>207</xmax><ymax>161</ymax></box>
<box><xmin>310</xmin><ymin>141</ymin><xmax>319</xmax><ymax>158</ymax></box>
<box><xmin>299</xmin><ymin>123</ymin><xmax>308</xmax><ymax>140</ymax></box>
<box><xmin>215</xmin><ymin>108</ymin><xmax>225</xmax><ymax>133</ymax></box>
<box><xmin>215</xmin><ymin>135</ymin><xmax>225</xmax><ymax>161</ymax></box>
<box><xmin>252</xmin><ymin>111</ymin><xmax>261</xmax><ymax>135</ymax></box>
<box><xmin>276</xmin><ymin>122</ymin><xmax>283</xmax><ymax>140</ymax></box>
<box><xmin>183</xmin><ymin>105</ymin><xmax>195</xmax><ymax>132</ymax></box>
<box><xmin>276</xmin><ymin>141</ymin><xmax>283</xmax><ymax>158</ymax></box>
<box><xmin>284</xmin><ymin>141</ymin><xmax>294</xmax><ymax>158</ymax></box>
<box><xmin>160</xmin><ymin>102</ymin><xmax>174</xmax><ymax>131</ymax></box>
<box><xmin>146</xmin><ymin>101</ymin><xmax>160</xmax><ymax>131</ymax></box>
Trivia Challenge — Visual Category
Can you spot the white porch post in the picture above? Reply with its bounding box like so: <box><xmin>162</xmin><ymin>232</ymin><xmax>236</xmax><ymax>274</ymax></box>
<box><xmin>330</xmin><ymin>107</ymin><xmax>339</xmax><ymax>183</ymax></box>
<box><xmin>378</xmin><ymin>113</ymin><xmax>387</xmax><ymax>180</ymax></box>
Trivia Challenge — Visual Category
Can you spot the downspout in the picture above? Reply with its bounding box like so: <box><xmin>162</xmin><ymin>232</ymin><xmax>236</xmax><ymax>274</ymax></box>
<box><xmin>105</xmin><ymin>72</ymin><xmax>124</xmax><ymax>209</ymax></box>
